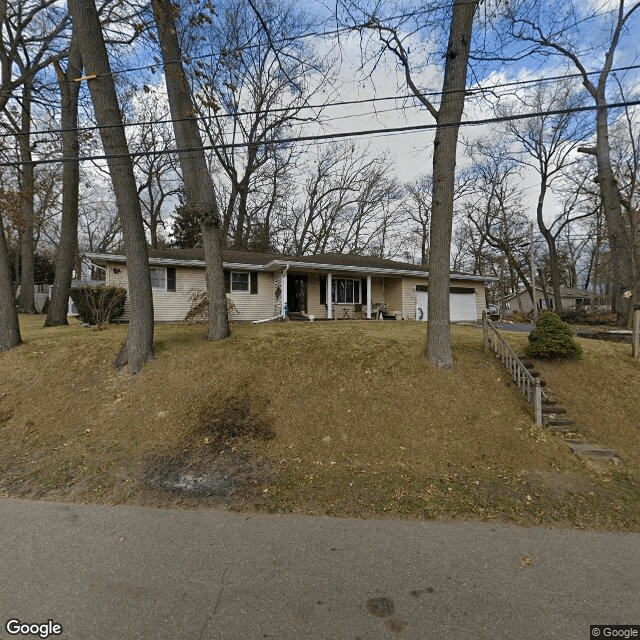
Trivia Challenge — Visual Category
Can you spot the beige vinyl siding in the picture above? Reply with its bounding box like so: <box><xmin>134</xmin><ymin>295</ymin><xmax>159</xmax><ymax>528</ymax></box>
<box><xmin>105</xmin><ymin>263</ymin><xmax>207</xmax><ymax>321</ymax></box>
<box><xmin>472</xmin><ymin>282</ymin><xmax>487</xmax><ymax>320</ymax></box>
<box><xmin>306</xmin><ymin>275</ymin><xmax>327</xmax><ymax>318</ymax></box>
<box><xmin>229</xmin><ymin>271</ymin><xmax>274</xmax><ymax>321</ymax></box>
<box><xmin>104</xmin><ymin>262</ymin><xmax>274</xmax><ymax>322</ymax></box>
<box><xmin>383</xmin><ymin>278</ymin><xmax>403</xmax><ymax>317</ymax></box>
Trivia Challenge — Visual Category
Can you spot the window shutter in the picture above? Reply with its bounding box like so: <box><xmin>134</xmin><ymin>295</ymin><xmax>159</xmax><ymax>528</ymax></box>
<box><xmin>167</xmin><ymin>267</ymin><xmax>176</xmax><ymax>292</ymax></box>
<box><xmin>250</xmin><ymin>271</ymin><xmax>258</xmax><ymax>294</ymax></box>
<box><xmin>224</xmin><ymin>270</ymin><xmax>231</xmax><ymax>293</ymax></box>
<box><xmin>320</xmin><ymin>276</ymin><xmax>327</xmax><ymax>305</ymax></box>
<box><xmin>361</xmin><ymin>278</ymin><xmax>367</xmax><ymax>304</ymax></box>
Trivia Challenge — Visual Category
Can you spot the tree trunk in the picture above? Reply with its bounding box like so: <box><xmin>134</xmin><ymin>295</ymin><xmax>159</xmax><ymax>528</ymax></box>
<box><xmin>593</xmin><ymin>99</ymin><xmax>635</xmax><ymax>323</ymax></box>
<box><xmin>17</xmin><ymin>82</ymin><xmax>36</xmax><ymax>314</ymax></box>
<box><xmin>152</xmin><ymin>0</ymin><xmax>230</xmax><ymax>340</ymax></box>
<box><xmin>68</xmin><ymin>0</ymin><xmax>154</xmax><ymax>373</ymax></box>
<box><xmin>534</xmin><ymin>178</ymin><xmax>563</xmax><ymax>313</ymax></box>
<box><xmin>427</xmin><ymin>0</ymin><xmax>478</xmax><ymax>368</ymax></box>
<box><xmin>0</xmin><ymin>207</ymin><xmax>21</xmax><ymax>350</ymax></box>
<box><xmin>45</xmin><ymin>35</ymin><xmax>82</xmax><ymax>327</ymax></box>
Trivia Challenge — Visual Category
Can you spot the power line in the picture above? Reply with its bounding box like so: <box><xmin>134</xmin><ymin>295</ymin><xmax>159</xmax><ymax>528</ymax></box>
<box><xmin>4</xmin><ymin>62</ymin><xmax>640</xmax><ymax>144</ymax></box>
<box><xmin>1</xmin><ymin>97</ymin><xmax>639</xmax><ymax>169</ymax></box>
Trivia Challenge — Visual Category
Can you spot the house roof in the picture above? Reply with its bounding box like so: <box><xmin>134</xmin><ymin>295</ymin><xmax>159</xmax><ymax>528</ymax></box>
<box><xmin>85</xmin><ymin>249</ymin><xmax>497</xmax><ymax>283</ymax></box>
<box><xmin>505</xmin><ymin>285</ymin><xmax>591</xmax><ymax>301</ymax></box>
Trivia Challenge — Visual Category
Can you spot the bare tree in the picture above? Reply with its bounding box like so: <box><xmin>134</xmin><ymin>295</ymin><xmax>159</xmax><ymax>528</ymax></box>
<box><xmin>191</xmin><ymin>0</ymin><xmax>332</xmax><ymax>250</ymax></box>
<box><xmin>6</xmin><ymin>80</ymin><xmax>38</xmax><ymax>313</ymax></box>
<box><xmin>284</xmin><ymin>143</ymin><xmax>396</xmax><ymax>256</ymax></box>
<box><xmin>505</xmin><ymin>0</ymin><xmax>640</xmax><ymax>323</ymax></box>
<box><xmin>498</xmin><ymin>81</ymin><xmax>590</xmax><ymax>312</ymax></box>
<box><xmin>45</xmin><ymin>31</ymin><xmax>82</xmax><ymax>326</ymax></box>
<box><xmin>465</xmin><ymin>139</ymin><xmax>534</xmax><ymax>305</ymax></box>
<box><xmin>0</xmin><ymin>0</ymin><xmax>68</xmax><ymax>348</ymax></box>
<box><xmin>68</xmin><ymin>0</ymin><xmax>155</xmax><ymax>372</ymax></box>
<box><xmin>127</xmin><ymin>88</ymin><xmax>182</xmax><ymax>249</ymax></box>
<box><xmin>340</xmin><ymin>0</ymin><xmax>479</xmax><ymax>367</ymax></box>
<box><xmin>151</xmin><ymin>0</ymin><xmax>229</xmax><ymax>340</ymax></box>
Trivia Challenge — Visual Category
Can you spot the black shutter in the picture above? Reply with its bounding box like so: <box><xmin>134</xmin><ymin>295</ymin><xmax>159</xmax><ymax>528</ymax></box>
<box><xmin>224</xmin><ymin>269</ymin><xmax>231</xmax><ymax>293</ymax></box>
<box><xmin>250</xmin><ymin>271</ymin><xmax>258</xmax><ymax>294</ymax></box>
<box><xmin>361</xmin><ymin>278</ymin><xmax>367</xmax><ymax>304</ymax></box>
<box><xmin>167</xmin><ymin>267</ymin><xmax>176</xmax><ymax>292</ymax></box>
<box><xmin>320</xmin><ymin>276</ymin><xmax>327</xmax><ymax>304</ymax></box>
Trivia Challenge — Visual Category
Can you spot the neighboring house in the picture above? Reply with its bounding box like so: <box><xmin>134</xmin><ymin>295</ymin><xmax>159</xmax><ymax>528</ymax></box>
<box><xmin>86</xmin><ymin>249</ymin><xmax>497</xmax><ymax>323</ymax></box>
<box><xmin>505</xmin><ymin>285</ymin><xmax>595</xmax><ymax>315</ymax></box>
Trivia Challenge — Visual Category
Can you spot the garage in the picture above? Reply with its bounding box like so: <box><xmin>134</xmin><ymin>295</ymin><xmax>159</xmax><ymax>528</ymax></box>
<box><xmin>416</xmin><ymin>287</ymin><xmax>477</xmax><ymax>322</ymax></box>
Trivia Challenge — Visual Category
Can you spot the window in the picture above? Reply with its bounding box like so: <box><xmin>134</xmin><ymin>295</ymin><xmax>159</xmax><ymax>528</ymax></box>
<box><xmin>331</xmin><ymin>278</ymin><xmax>361</xmax><ymax>304</ymax></box>
<box><xmin>150</xmin><ymin>267</ymin><xmax>166</xmax><ymax>290</ymax></box>
<box><xmin>224</xmin><ymin>270</ymin><xmax>258</xmax><ymax>294</ymax></box>
<box><xmin>231</xmin><ymin>272</ymin><xmax>250</xmax><ymax>292</ymax></box>
<box><xmin>149</xmin><ymin>267</ymin><xmax>176</xmax><ymax>292</ymax></box>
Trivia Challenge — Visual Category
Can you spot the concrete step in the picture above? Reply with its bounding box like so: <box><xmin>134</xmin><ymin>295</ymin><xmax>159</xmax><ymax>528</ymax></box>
<box><xmin>549</xmin><ymin>425</ymin><xmax>581</xmax><ymax>436</ymax></box>
<box><xmin>543</xmin><ymin>416</ymin><xmax>576</xmax><ymax>427</ymax></box>
<box><xmin>569</xmin><ymin>442</ymin><xmax>617</xmax><ymax>461</ymax></box>
<box><xmin>541</xmin><ymin>405</ymin><xmax>567</xmax><ymax>414</ymax></box>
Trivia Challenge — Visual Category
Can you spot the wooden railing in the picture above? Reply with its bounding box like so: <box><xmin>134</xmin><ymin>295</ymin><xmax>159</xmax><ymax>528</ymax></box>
<box><xmin>482</xmin><ymin>312</ymin><xmax>545</xmax><ymax>426</ymax></box>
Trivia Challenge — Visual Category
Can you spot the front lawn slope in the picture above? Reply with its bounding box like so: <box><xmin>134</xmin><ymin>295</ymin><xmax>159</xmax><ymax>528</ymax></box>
<box><xmin>0</xmin><ymin>316</ymin><xmax>638</xmax><ymax>530</ymax></box>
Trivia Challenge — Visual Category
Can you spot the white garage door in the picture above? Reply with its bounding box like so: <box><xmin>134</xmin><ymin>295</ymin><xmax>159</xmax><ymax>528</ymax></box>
<box><xmin>416</xmin><ymin>289</ymin><xmax>477</xmax><ymax>322</ymax></box>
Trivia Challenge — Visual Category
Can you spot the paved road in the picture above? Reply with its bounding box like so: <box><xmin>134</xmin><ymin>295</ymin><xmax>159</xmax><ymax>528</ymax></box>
<box><xmin>1</xmin><ymin>498</ymin><xmax>639</xmax><ymax>640</ymax></box>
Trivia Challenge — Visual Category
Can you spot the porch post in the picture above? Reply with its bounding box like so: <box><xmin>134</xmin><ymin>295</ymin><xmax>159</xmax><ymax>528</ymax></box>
<box><xmin>327</xmin><ymin>273</ymin><xmax>333</xmax><ymax>319</ymax></box>
<box><xmin>366</xmin><ymin>275</ymin><xmax>372</xmax><ymax>319</ymax></box>
<box><xmin>281</xmin><ymin>268</ymin><xmax>288</xmax><ymax>317</ymax></box>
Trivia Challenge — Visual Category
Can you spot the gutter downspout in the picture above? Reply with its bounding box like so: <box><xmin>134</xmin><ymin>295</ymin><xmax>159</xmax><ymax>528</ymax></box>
<box><xmin>281</xmin><ymin>264</ymin><xmax>289</xmax><ymax>318</ymax></box>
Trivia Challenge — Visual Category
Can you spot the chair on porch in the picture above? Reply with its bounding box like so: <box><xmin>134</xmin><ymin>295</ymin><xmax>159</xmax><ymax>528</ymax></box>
<box><xmin>352</xmin><ymin>304</ymin><xmax>363</xmax><ymax>319</ymax></box>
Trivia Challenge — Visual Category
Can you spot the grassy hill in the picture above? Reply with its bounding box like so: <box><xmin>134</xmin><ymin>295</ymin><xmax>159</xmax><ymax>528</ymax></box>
<box><xmin>1</xmin><ymin>315</ymin><xmax>638</xmax><ymax>530</ymax></box>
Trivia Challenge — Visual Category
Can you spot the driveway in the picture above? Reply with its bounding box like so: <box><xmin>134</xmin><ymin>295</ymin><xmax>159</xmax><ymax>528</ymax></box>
<box><xmin>492</xmin><ymin>321</ymin><xmax>534</xmax><ymax>333</ymax></box>
<box><xmin>1</xmin><ymin>498</ymin><xmax>638</xmax><ymax>639</ymax></box>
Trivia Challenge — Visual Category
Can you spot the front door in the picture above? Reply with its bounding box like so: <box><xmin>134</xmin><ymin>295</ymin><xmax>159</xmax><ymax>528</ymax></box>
<box><xmin>287</xmin><ymin>275</ymin><xmax>307</xmax><ymax>313</ymax></box>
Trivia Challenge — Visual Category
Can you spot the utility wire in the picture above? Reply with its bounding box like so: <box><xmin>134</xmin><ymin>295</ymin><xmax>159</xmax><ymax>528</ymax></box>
<box><xmin>4</xmin><ymin>62</ymin><xmax>640</xmax><ymax>143</ymax></box>
<box><xmin>1</xmin><ymin>97</ymin><xmax>639</xmax><ymax>168</ymax></box>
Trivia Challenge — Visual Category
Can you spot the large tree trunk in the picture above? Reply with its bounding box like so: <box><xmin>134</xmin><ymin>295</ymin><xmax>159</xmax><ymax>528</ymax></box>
<box><xmin>68</xmin><ymin>0</ymin><xmax>154</xmax><ymax>373</ymax></box>
<box><xmin>427</xmin><ymin>0</ymin><xmax>478</xmax><ymax>368</ymax></box>
<box><xmin>0</xmin><ymin>207</ymin><xmax>21</xmax><ymax>350</ymax></box>
<box><xmin>152</xmin><ymin>0</ymin><xmax>230</xmax><ymax>340</ymax></box>
<box><xmin>593</xmin><ymin>100</ymin><xmax>635</xmax><ymax>323</ymax></box>
<box><xmin>17</xmin><ymin>82</ymin><xmax>36</xmax><ymax>314</ymax></box>
<box><xmin>45</xmin><ymin>34</ymin><xmax>82</xmax><ymax>327</ymax></box>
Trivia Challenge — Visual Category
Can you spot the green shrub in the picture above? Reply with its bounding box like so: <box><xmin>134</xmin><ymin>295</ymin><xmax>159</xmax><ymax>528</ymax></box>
<box><xmin>526</xmin><ymin>310</ymin><xmax>583</xmax><ymax>360</ymax></box>
<box><xmin>70</xmin><ymin>285</ymin><xmax>127</xmax><ymax>326</ymax></box>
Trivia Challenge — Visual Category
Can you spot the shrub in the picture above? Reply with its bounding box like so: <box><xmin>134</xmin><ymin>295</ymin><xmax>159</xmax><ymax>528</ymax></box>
<box><xmin>558</xmin><ymin>308</ymin><xmax>616</xmax><ymax>326</ymax></box>
<box><xmin>526</xmin><ymin>310</ymin><xmax>583</xmax><ymax>360</ymax></box>
<box><xmin>70</xmin><ymin>285</ymin><xmax>127</xmax><ymax>326</ymax></box>
<box><xmin>184</xmin><ymin>290</ymin><xmax>239</xmax><ymax>324</ymax></box>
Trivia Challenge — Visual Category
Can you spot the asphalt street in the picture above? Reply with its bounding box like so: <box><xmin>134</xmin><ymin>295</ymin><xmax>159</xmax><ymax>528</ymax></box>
<box><xmin>1</xmin><ymin>498</ymin><xmax>638</xmax><ymax>640</ymax></box>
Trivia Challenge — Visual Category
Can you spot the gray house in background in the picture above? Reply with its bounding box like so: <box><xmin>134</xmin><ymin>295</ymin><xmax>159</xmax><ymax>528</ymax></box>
<box><xmin>505</xmin><ymin>285</ymin><xmax>596</xmax><ymax>314</ymax></box>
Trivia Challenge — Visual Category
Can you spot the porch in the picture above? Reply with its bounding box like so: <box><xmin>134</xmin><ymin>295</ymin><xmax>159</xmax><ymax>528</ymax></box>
<box><xmin>281</xmin><ymin>271</ymin><xmax>404</xmax><ymax>320</ymax></box>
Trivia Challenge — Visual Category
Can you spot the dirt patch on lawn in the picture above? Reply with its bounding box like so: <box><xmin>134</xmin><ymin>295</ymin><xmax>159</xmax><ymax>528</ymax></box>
<box><xmin>143</xmin><ymin>396</ymin><xmax>275</xmax><ymax>504</ymax></box>
<box><xmin>521</xmin><ymin>469</ymin><xmax>600</xmax><ymax>497</ymax></box>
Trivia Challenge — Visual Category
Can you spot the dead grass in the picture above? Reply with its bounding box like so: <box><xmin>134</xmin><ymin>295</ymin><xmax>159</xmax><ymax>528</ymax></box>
<box><xmin>0</xmin><ymin>315</ymin><xmax>638</xmax><ymax>529</ymax></box>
